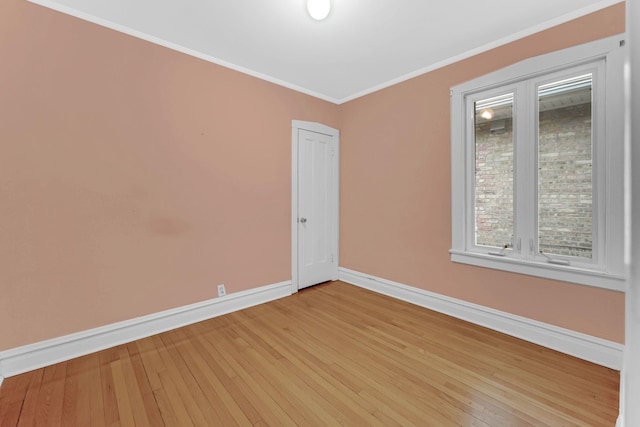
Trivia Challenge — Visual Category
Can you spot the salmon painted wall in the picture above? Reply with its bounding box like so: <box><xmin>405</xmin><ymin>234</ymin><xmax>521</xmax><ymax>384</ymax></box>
<box><xmin>0</xmin><ymin>0</ymin><xmax>339</xmax><ymax>350</ymax></box>
<box><xmin>339</xmin><ymin>3</ymin><xmax>626</xmax><ymax>343</ymax></box>
<box><xmin>0</xmin><ymin>0</ymin><xmax>625</xmax><ymax>352</ymax></box>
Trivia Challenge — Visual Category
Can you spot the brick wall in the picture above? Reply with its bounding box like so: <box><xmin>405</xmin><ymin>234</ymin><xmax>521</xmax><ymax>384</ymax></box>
<box><xmin>474</xmin><ymin>102</ymin><xmax>593</xmax><ymax>259</ymax></box>
<box><xmin>475</xmin><ymin>117</ymin><xmax>514</xmax><ymax>250</ymax></box>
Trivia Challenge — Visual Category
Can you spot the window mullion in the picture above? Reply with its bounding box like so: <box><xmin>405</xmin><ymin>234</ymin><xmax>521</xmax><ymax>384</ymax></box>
<box><xmin>593</xmin><ymin>60</ymin><xmax>607</xmax><ymax>269</ymax></box>
<box><xmin>465</xmin><ymin>96</ymin><xmax>477</xmax><ymax>252</ymax></box>
<box><xmin>513</xmin><ymin>82</ymin><xmax>535</xmax><ymax>260</ymax></box>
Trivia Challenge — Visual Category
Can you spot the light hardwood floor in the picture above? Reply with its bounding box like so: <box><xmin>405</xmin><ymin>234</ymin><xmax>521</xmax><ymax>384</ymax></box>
<box><xmin>0</xmin><ymin>281</ymin><xmax>619</xmax><ymax>426</ymax></box>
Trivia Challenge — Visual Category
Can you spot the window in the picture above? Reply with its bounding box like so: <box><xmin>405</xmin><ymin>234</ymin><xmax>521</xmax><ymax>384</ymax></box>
<box><xmin>450</xmin><ymin>36</ymin><xmax>625</xmax><ymax>291</ymax></box>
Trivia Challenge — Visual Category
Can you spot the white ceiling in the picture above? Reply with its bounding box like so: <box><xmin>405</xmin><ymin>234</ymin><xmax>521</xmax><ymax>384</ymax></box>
<box><xmin>29</xmin><ymin>0</ymin><xmax>622</xmax><ymax>104</ymax></box>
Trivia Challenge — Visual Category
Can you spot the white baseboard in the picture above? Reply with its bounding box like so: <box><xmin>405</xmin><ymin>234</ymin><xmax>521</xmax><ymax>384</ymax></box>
<box><xmin>338</xmin><ymin>267</ymin><xmax>623</xmax><ymax>370</ymax></box>
<box><xmin>0</xmin><ymin>281</ymin><xmax>292</xmax><ymax>379</ymax></box>
<box><xmin>0</xmin><ymin>271</ymin><xmax>622</xmax><ymax>382</ymax></box>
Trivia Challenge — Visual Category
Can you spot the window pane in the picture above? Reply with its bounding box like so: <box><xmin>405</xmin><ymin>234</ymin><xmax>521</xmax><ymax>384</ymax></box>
<box><xmin>538</xmin><ymin>74</ymin><xmax>593</xmax><ymax>259</ymax></box>
<box><xmin>474</xmin><ymin>94</ymin><xmax>514</xmax><ymax>249</ymax></box>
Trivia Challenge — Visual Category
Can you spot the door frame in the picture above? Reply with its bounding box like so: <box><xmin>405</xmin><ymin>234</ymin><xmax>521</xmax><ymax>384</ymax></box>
<box><xmin>291</xmin><ymin>120</ymin><xmax>340</xmax><ymax>293</ymax></box>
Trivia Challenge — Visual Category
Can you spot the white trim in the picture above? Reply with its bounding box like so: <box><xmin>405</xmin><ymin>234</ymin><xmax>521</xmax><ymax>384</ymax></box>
<box><xmin>450</xmin><ymin>35</ymin><xmax>626</xmax><ymax>291</ymax></box>
<box><xmin>291</xmin><ymin>120</ymin><xmax>339</xmax><ymax>138</ymax></box>
<box><xmin>291</xmin><ymin>120</ymin><xmax>340</xmax><ymax>292</ymax></box>
<box><xmin>27</xmin><ymin>0</ymin><xmax>622</xmax><ymax>105</ymax></box>
<box><xmin>620</xmin><ymin>1</ymin><xmax>640</xmax><ymax>426</ymax></box>
<box><xmin>291</xmin><ymin>124</ymin><xmax>300</xmax><ymax>294</ymax></box>
<box><xmin>0</xmin><ymin>280</ymin><xmax>292</xmax><ymax>379</ymax></box>
<box><xmin>26</xmin><ymin>0</ymin><xmax>341</xmax><ymax>105</ymax></box>
<box><xmin>338</xmin><ymin>267</ymin><xmax>624</xmax><ymax>370</ymax></box>
<box><xmin>338</xmin><ymin>0</ymin><xmax>624</xmax><ymax>103</ymax></box>
<box><xmin>450</xmin><ymin>251</ymin><xmax>626</xmax><ymax>292</ymax></box>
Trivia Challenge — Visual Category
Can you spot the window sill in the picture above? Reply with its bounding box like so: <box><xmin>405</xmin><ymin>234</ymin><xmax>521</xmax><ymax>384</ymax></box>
<box><xmin>449</xmin><ymin>249</ymin><xmax>626</xmax><ymax>292</ymax></box>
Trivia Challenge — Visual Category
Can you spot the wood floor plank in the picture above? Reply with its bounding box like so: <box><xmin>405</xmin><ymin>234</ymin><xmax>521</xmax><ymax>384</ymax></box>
<box><xmin>249</xmin><ymin>305</ymin><xmax>438</xmax><ymax>425</ymax></box>
<box><xmin>157</xmin><ymin>333</ymin><xmax>220</xmax><ymax>426</ymax></box>
<box><xmin>270</xmin><ymin>290</ymin><xmax>496</xmax><ymax>424</ymax></box>
<box><xmin>252</xmin><ymin>325</ymin><xmax>389</xmax><ymax>426</ymax></box>
<box><xmin>200</xmin><ymin>330</ymin><xmax>300</xmax><ymax>427</ymax></box>
<box><xmin>162</xmin><ymin>327</ymin><xmax>253</xmax><ymax>426</ymax></box>
<box><xmin>229</xmin><ymin>315</ymin><xmax>346</xmax><ymax>424</ymax></box>
<box><xmin>186</xmin><ymin>324</ymin><xmax>266</xmax><ymax>425</ymax></box>
<box><xmin>33</xmin><ymin>362</ymin><xmax>66</xmax><ymax>426</ymax></box>
<box><xmin>152</xmin><ymin>373</ymin><xmax>194</xmax><ymax>427</ymax></box>
<box><xmin>124</xmin><ymin>342</ymin><xmax>164</xmax><ymax>426</ymax></box>
<box><xmin>84</xmin><ymin>351</ymin><xmax>106</xmax><ymax>427</ymax></box>
<box><xmin>0</xmin><ymin>370</ymin><xmax>39</xmax><ymax>427</ymax></box>
<box><xmin>134</xmin><ymin>337</ymin><xmax>166</xmax><ymax>392</ymax></box>
<box><xmin>60</xmin><ymin>355</ymin><xmax>87</xmax><ymax>426</ymax></box>
<box><xmin>15</xmin><ymin>369</ymin><xmax>45</xmax><ymax>427</ymax></box>
<box><xmin>0</xmin><ymin>281</ymin><xmax>620</xmax><ymax>426</ymax></box>
<box><xmin>98</xmin><ymin>346</ymin><xmax>121</xmax><ymax>427</ymax></box>
<box><xmin>262</xmin><ymin>310</ymin><xmax>448</xmax><ymax>425</ymax></box>
<box><xmin>109</xmin><ymin>358</ymin><xmax>137</xmax><ymax>427</ymax></box>
<box><xmin>277</xmin><ymin>300</ymin><xmax>472</xmax><ymax>424</ymax></box>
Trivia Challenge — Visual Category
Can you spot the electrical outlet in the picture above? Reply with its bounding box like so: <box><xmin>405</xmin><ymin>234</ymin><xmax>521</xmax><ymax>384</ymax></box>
<box><xmin>217</xmin><ymin>284</ymin><xmax>226</xmax><ymax>297</ymax></box>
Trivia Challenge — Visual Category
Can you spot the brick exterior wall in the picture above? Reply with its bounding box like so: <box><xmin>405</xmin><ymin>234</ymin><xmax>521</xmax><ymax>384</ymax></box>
<box><xmin>475</xmin><ymin>117</ymin><xmax>514</xmax><ymax>250</ymax></box>
<box><xmin>474</xmin><ymin>102</ymin><xmax>593</xmax><ymax>258</ymax></box>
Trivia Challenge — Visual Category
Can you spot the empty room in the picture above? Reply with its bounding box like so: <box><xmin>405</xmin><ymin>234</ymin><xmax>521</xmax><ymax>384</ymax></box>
<box><xmin>1</xmin><ymin>0</ymin><xmax>639</xmax><ymax>426</ymax></box>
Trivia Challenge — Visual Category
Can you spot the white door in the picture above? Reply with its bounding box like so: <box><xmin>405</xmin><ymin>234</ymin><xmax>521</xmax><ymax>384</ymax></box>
<box><xmin>292</xmin><ymin>121</ymin><xmax>339</xmax><ymax>291</ymax></box>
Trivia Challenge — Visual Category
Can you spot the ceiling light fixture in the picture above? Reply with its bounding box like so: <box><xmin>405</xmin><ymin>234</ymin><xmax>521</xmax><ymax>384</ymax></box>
<box><xmin>307</xmin><ymin>0</ymin><xmax>331</xmax><ymax>20</ymax></box>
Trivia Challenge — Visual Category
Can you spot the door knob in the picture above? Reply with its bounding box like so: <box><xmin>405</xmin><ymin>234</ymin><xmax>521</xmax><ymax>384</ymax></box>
<box><xmin>299</xmin><ymin>217</ymin><xmax>307</xmax><ymax>223</ymax></box>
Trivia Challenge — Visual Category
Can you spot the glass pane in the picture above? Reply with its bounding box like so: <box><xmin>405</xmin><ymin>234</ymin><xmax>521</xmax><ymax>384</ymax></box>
<box><xmin>538</xmin><ymin>74</ymin><xmax>593</xmax><ymax>259</ymax></box>
<box><xmin>474</xmin><ymin>93</ymin><xmax>514</xmax><ymax>249</ymax></box>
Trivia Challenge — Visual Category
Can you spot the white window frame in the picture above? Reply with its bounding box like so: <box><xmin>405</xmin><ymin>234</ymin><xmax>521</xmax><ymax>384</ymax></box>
<box><xmin>450</xmin><ymin>35</ymin><xmax>626</xmax><ymax>292</ymax></box>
